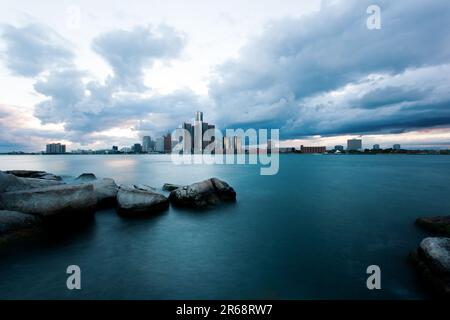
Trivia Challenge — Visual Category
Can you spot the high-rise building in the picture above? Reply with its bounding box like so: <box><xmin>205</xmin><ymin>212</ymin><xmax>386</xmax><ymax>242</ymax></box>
<box><xmin>347</xmin><ymin>139</ymin><xmax>362</xmax><ymax>151</ymax></box>
<box><xmin>112</xmin><ymin>146</ymin><xmax>118</xmax><ymax>153</ymax></box>
<box><xmin>373</xmin><ymin>144</ymin><xmax>380</xmax><ymax>150</ymax></box>
<box><xmin>132</xmin><ymin>143</ymin><xmax>142</xmax><ymax>153</ymax></box>
<box><xmin>334</xmin><ymin>145</ymin><xmax>344</xmax><ymax>152</ymax></box>
<box><xmin>142</xmin><ymin>136</ymin><xmax>153</xmax><ymax>153</ymax></box>
<box><xmin>182</xmin><ymin>122</ymin><xmax>193</xmax><ymax>154</ymax></box>
<box><xmin>155</xmin><ymin>137</ymin><xmax>164</xmax><ymax>153</ymax></box>
<box><xmin>393</xmin><ymin>144</ymin><xmax>401</xmax><ymax>150</ymax></box>
<box><xmin>46</xmin><ymin>143</ymin><xmax>66</xmax><ymax>154</ymax></box>
<box><xmin>164</xmin><ymin>133</ymin><xmax>172</xmax><ymax>153</ymax></box>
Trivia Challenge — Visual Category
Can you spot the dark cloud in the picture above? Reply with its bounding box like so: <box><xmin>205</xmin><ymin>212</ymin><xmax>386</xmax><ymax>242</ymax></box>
<box><xmin>210</xmin><ymin>0</ymin><xmax>450</xmax><ymax>137</ymax></box>
<box><xmin>0</xmin><ymin>23</ymin><xmax>74</xmax><ymax>77</ymax></box>
<box><xmin>91</xmin><ymin>24</ymin><xmax>187</xmax><ymax>91</ymax></box>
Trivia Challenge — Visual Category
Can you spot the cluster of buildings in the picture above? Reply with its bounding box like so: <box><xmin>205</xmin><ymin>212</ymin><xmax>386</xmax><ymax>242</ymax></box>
<box><xmin>290</xmin><ymin>139</ymin><xmax>402</xmax><ymax>154</ymax></box>
<box><xmin>45</xmin><ymin>143</ymin><xmax>66</xmax><ymax>154</ymax></box>
<box><xmin>43</xmin><ymin>115</ymin><xmax>403</xmax><ymax>155</ymax></box>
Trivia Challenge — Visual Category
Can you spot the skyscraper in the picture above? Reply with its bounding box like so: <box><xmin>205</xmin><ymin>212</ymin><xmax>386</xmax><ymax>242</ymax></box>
<box><xmin>347</xmin><ymin>139</ymin><xmax>362</xmax><ymax>151</ymax></box>
<box><xmin>373</xmin><ymin>144</ymin><xmax>380</xmax><ymax>150</ymax></box>
<box><xmin>46</xmin><ymin>143</ymin><xmax>66</xmax><ymax>154</ymax></box>
<box><xmin>164</xmin><ymin>133</ymin><xmax>172</xmax><ymax>153</ymax></box>
<box><xmin>142</xmin><ymin>136</ymin><xmax>152</xmax><ymax>153</ymax></box>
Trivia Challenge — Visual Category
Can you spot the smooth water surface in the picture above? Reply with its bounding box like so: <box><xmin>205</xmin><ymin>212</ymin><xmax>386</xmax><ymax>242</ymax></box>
<box><xmin>1</xmin><ymin>154</ymin><xmax>450</xmax><ymax>299</ymax></box>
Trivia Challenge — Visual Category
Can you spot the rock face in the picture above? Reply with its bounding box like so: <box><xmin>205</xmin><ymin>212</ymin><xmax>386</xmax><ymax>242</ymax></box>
<box><xmin>410</xmin><ymin>237</ymin><xmax>450</xmax><ymax>296</ymax></box>
<box><xmin>0</xmin><ymin>184</ymin><xmax>97</xmax><ymax>221</ymax></box>
<box><xmin>76</xmin><ymin>173</ymin><xmax>97</xmax><ymax>182</ymax></box>
<box><xmin>416</xmin><ymin>216</ymin><xmax>450</xmax><ymax>236</ymax></box>
<box><xmin>0</xmin><ymin>171</ymin><xmax>63</xmax><ymax>193</ymax></box>
<box><xmin>162</xmin><ymin>183</ymin><xmax>182</xmax><ymax>191</ymax></box>
<box><xmin>6</xmin><ymin>170</ymin><xmax>61</xmax><ymax>181</ymax></box>
<box><xmin>169</xmin><ymin>178</ymin><xmax>236</xmax><ymax>208</ymax></box>
<box><xmin>0</xmin><ymin>210</ymin><xmax>41</xmax><ymax>239</ymax></box>
<box><xmin>117</xmin><ymin>185</ymin><xmax>169</xmax><ymax>216</ymax></box>
<box><xmin>92</xmin><ymin>178</ymin><xmax>118</xmax><ymax>205</ymax></box>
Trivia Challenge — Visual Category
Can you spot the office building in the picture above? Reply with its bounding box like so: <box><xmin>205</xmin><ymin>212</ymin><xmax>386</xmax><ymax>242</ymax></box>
<box><xmin>300</xmin><ymin>145</ymin><xmax>326</xmax><ymax>154</ymax></box>
<box><xmin>181</xmin><ymin>112</ymin><xmax>217</xmax><ymax>154</ymax></box>
<box><xmin>164</xmin><ymin>133</ymin><xmax>172</xmax><ymax>153</ymax></box>
<box><xmin>155</xmin><ymin>137</ymin><xmax>164</xmax><ymax>153</ymax></box>
<box><xmin>347</xmin><ymin>139</ymin><xmax>362</xmax><ymax>151</ymax></box>
<box><xmin>373</xmin><ymin>144</ymin><xmax>380</xmax><ymax>150</ymax></box>
<box><xmin>334</xmin><ymin>145</ymin><xmax>344</xmax><ymax>152</ymax></box>
<box><xmin>132</xmin><ymin>143</ymin><xmax>142</xmax><ymax>153</ymax></box>
<box><xmin>46</xmin><ymin>143</ymin><xmax>66</xmax><ymax>154</ymax></box>
<box><xmin>142</xmin><ymin>136</ymin><xmax>153</xmax><ymax>153</ymax></box>
<box><xmin>393</xmin><ymin>144</ymin><xmax>401</xmax><ymax>150</ymax></box>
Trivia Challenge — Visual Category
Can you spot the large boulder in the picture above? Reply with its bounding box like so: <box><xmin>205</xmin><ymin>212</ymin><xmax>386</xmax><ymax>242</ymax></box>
<box><xmin>162</xmin><ymin>183</ymin><xmax>182</xmax><ymax>191</ymax></box>
<box><xmin>0</xmin><ymin>210</ymin><xmax>41</xmax><ymax>240</ymax></box>
<box><xmin>410</xmin><ymin>237</ymin><xmax>450</xmax><ymax>296</ymax></box>
<box><xmin>117</xmin><ymin>184</ymin><xmax>169</xmax><ymax>216</ymax></box>
<box><xmin>416</xmin><ymin>216</ymin><xmax>450</xmax><ymax>236</ymax></box>
<box><xmin>0</xmin><ymin>171</ymin><xmax>63</xmax><ymax>193</ymax></box>
<box><xmin>6</xmin><ymin>170</ymin><xmax>61</xmax><ymax>181</ymax></box>
<box><xmin>0</xmin><ymin>184</ymin><xmax>97</xmax><ymax>221</ymax></box>
<box><xmin>92</xmin><ymin>178</ymin><xmax>118</xmax><ymax>205</ymax></box>
<box><xmin>169</xmin><ymin>178</ymin><xmax>236</xmax><ymax>208</ymax></box>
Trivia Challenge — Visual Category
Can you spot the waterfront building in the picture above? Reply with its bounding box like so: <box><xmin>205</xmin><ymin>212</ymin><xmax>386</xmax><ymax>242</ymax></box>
<box><xmin>334</xmin><ymin>145</ymin><xmax>344</xmax><ymax>152</ymax></box>
<box><xmin>300</xmin><ymin>145</ymin><xmax>326</xmax><ymax>154</ymax></box>
<box><xmin>142</xmin><ymin>136</ymin><xmax>153</xmax><ymax>153</ymax></box>
<box><xmin>163</xmin><ymin>133</ymin><xmax>172</xmax><ymax>153</ymax></box>
<box><xmin>393</xmin><ymin>144</ymin><xmax>401</xmax><ymax>150</ymax></box>
<box><xmin>181</xmin><ymin>112</ymin><xmax>217</xmax><ymax>154</ymax></box>
<box><xmin>46</xmin><ymin>143</ymin><xmax>66</xmax><ymax>154</ymax></box>
<box><xmin>373</xmin><ymin>144</ymin><xmax>380</xmax><ymax>150</ymax></box>
<box><xmin>132</xmin><ymin>143</ymin><xmax>142</xmax><ymax>153</ymax></box>
<box><xmin>155</xmin><ymin>137</ymin><xmax>165</xmax><ymax>153</ymax></box>
<box><xmin>112</xmin><ymin>146</ymin><xmax>118</xmax><ymax>153</ymax></box>
<box><xmin>347</xmin><ymin>139</ymin><xmax>362</xmax><ymax>151</ymax></box>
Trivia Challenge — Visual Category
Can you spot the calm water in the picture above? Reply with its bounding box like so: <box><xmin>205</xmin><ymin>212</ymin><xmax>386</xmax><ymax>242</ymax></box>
<box><xmin>1</xmin><ymin>154</ymin><xmax>450</xmax><ymax>299</ymax></box>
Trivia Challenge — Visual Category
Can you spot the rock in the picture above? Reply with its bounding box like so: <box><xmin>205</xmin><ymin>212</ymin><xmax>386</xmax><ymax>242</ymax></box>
<box><xmin>75</xmin><ymin>173</ymin><xmax>97</xmax><ymax>182</ymax></box>
<box><xmin>0</xmin><ymin>210</ymin><xmax>41</xmax><ymax>239</ymax></box>
<box><xmin>117</xmin><ymin>184</ymin><xmax>169</xmax><ymax>216</ymax></box>
<box><xmin>0</xmin><ymin>171</ymin><xmax>63</xmax><ymax>193</ymax></box>
<box><xmin>419</xmin><ymin>237</ymin><xmax>450</xmax><ymax>275</ymax></box>
<box><xmin>410</xmin><ymin>237</ymin><xmax>450</xmax><ymax>296</ymax></box>
<box><xmin>0</xmin><ymin>184</ymin><xmax>97</xmax><ymax>221</ymax></box>
<box><xmin>162</xmin><ymin>183</ymin><xmax>182</xmax><ymax>191</ymax></box>
<box><xmin>6</xmin><ymin>170</ymin><xmax>61</xmax><ymax>181</ymax></box>
<box><xmin>416</xmin><ymin>216</ymin><xmax>450</xmax><ymax>236</ymax></box>
<box><xmin>169</xmin><ymin>178</ymin><xmax>236</xmax><ymax>208</ymax></box>
<box><xmin>92</xmin><ymin>178</ymin><xmax>118</xmax><ymax>205</ymax></box>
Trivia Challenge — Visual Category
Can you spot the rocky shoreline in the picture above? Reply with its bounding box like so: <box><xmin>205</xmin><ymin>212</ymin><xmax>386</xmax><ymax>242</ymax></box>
<box><xmin>0</xmin><ymin>170</ymin><xmax>236</xmax><ymax>243</ymax></box>
<box><xmin>410</xmin><ymin>216</ymin><xmax>450</xmax><ymax>297</ymax></box>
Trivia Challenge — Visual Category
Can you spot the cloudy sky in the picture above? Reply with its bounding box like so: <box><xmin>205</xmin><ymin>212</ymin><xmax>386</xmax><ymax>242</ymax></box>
<box><xmin>0</xmin><ymin>0</ymin><xmax>449</xmax><ymax>152</ymax></box>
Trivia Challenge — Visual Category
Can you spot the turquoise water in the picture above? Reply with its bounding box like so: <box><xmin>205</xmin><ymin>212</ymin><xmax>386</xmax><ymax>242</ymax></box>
<box><xmin>1</xmin><ymin>154</ymin><xmax>450</xmax><ymax>299</ymax></box>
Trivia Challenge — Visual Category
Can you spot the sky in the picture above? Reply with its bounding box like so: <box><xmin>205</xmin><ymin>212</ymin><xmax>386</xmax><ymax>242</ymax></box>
<box><xmin>0</xmin><ymin>0</ymin><xmax>450</xmax><ymax>152</ymax></box>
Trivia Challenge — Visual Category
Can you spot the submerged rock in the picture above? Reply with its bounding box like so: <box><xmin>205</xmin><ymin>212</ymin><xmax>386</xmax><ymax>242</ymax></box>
<box><xmin>0</xmin><ymin>184</ymin><xmax>96</xmax><ymax>221</ymax></box>
<box><xmin>0</xmin><ymin>171</ymin><xmax>63</xmax><ymax>193</ymax></box>
<box><xmin>162</xmin><ymin>183</ymin><xmax>182</xmax><ymax>191</ymax></box>
<box><xmin>169</xmin><ymin>178</ymin><xmax>236</xmax><ymax>208</ymax></box>
<box><xmin>6</xmin><ymin>170</ymin><xmax>61</xmax><ymax>181</ymax></box>
<box><xmin>410</xmin><ymin>237</ymin><xmax>450</xmax><ymax>296</ymax></box>
<box><xmin>75</xmin><ymin>173</ymin><xmax>97</xmax><ymax>182</ymax></box>
<box><xmin>416</xmin><ymin>216</ymin><xmax>450</xmax><ymax>236</ymax></box>
<box><xmin>0</xmin><ymin>210</ymin><xmax>41</xmax><ymax>241</ymax></box>
<box><xmin>117</xmin><ymin>184</ymin><xmax>169</xmax><ymax>216</ymax></box>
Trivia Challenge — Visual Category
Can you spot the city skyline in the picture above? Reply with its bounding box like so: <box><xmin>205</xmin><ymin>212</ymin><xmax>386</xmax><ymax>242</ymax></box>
<box><xmin>1</xmin><ymin>0</ymin><xmax>450</xmax><ymax>152</ymax></box>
